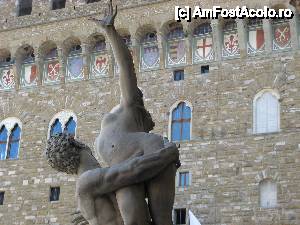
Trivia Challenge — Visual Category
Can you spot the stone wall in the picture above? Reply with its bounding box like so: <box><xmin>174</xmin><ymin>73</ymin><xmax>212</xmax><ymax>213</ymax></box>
<box><xmin>0</xmin><ymin>0</ymin><xmax>300</xmax><ymax>225</ymax></box>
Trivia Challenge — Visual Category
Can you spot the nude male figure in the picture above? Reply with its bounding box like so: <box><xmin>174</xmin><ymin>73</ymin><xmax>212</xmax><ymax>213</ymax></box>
<box><xmin>45</xmin><ymin>133</ymin><xmax>179</xmax><ymax>225</ymax></box>
<box><xmin>89</xmin><ymin>1</ymin><xmax>178</xmax><ymax>224</ymax></box>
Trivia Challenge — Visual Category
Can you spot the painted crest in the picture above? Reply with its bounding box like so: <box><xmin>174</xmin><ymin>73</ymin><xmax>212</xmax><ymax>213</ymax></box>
<box><xmin>248</xmin><ymin>28</ymin><xmax>265</xmax><ymax>52</ymax></box>
<box><xmin>224</xmin><ymin>33</ymin><xmax>239</xmax><ymax>55</ymax></box>
<box><xmin>168</xmin><ymin>40</ymin><xmax>186</xmax><ymax>66</ymax></box>
<box><xmin>23</xmin><ymin>64</ymin><xmax>37</xmax><ymax>86</ymax></box>
<box><xmin>92</xmin><ymin>55</ymin><xmax>108</xmax><ymax>76</ymax></box>
<box><xmin>0</xmin><ymin>67</ymin><xmax>14</xmax><ymax>89</ymax></box>
<box><xmin>274</xmin><ymin>24</ymin><xmax>291</xmax><ymax>49</ymax></box>
<box><xmin>195</xmin><ymin>37</ymin><xmax>213</xmax><ymax>61</ymax></box>
<box><xmin>95</xmin><ymin>55</ymin><xmax>108</xmax><ymax>73</ymax></box>
<box><xmin>142</xmin><ymin>45</ymin><xmax>159</xmax><ymax>69</ymax></box>
<box><xmin>46</xmin><ymin>61</ymin><xmax>60</xmax><ymax>82</ymax></box>
<box><xmin>67</xmin><ymin>56</ymin><xmax>83</xmax><ymax>80</ymax></box>
<box><xmin>169</xmin><ymin>40</ymin><xmax>185</xmax><ymax>61</ymax></box>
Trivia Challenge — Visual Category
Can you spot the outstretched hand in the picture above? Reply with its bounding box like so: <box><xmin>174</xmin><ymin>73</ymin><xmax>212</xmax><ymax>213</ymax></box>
<box><xmin>88</xmin><ymin>0</ymin><xmax>117</xmax><ymax>28</ymax></box>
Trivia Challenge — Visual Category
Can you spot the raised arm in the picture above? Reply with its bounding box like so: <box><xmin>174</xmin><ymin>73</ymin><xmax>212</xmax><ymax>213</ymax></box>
<box><xmin>89</xmin><ymin>0</ymin><xmax>139</xmax><ymax>105</ymax></box>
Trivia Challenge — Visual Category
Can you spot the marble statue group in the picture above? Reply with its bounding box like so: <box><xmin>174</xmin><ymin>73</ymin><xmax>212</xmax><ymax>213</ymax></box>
<box><xmin>45</xmin><ymin>1</ymin><xmax>180</xmax><ymax>225</ymax></box>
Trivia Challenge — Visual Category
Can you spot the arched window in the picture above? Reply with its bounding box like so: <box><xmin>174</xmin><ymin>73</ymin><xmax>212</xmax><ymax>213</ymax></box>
<box><xmin>0</xmin><ymin>118</ymin><xmax>22</xmax><ymax>160</ymax></box>
<box><xmin>222</xmin><ymin>20</ymin><xmax>240</xmax><ymax>58</ymax></box>
<box><xmin>166</xmin><ymin>23</ymin><xmax>186</xmax><ymax>67</ymax></box>
<box><xmin>140</xmin><ymin>32</ymin><xmax>160</xmax><ymax>70</ymax></box>
<box><xmin>65</xmin><ymin>39</ymin><xmax>84</xmax><ymax>81</ymax></box>
<box><xmin>254</xmin><ymin>91</ymin><xmax>280</xmax><ymax>134</ymax></box>
<box><xmin>193</xmin><ymin>22</ymin><xmax>214</xmax><ymax>63</ymax></box>
<box><xmin>19</xmin><ymin>45</ymin><xmax>37</xmax><ymax>87</ymax></box>
<box><xmin>7</xmin><ymin>125</ymin><xmax>21</xmax><ymax>159</ymax></box>
<box><xmin>90</xmin><ymin>35</ymin><xmax>109</xmax><ymax>78</ymax></box>
<box><xmin>51</xmin><ymin>0</ymin><xmax>66</xmax><ymax>10</ymax></box>
<box><xmin>247</xmin><ymin>18</ymin><xmax>265</xmax><ymax>54</ymax></box>
<box><xmin>0</xmin><ymin>50</ymin><xmax>15</xmax><ymax>90</ymax></box>
<box><xmin>16</xmin><ymin>0</ymin><xmax>32</xmax><ymax>17</ymax></box>
<box><xmin>49</xmin><ymin>111</ymin><xmax>77</xmax><ymax>138</ymax></box>
<box><xmin>272</xmin><ymin>18</ymin><xmax>291</xmax><ymax>50</ymax></box>
<box><xmin>64</xmin><ymin>117</ymin><xmax>76</xmax><ymax>136</ymax></box>
<box><xmin>260</xmin><ymin>179</ymin><xmax>277</xmax><ymax>208</ymax></box>
<box><xmin>50</xmin><ymin>119</ymin><xmax>62</xmax><ymax>137</ymax></box>
<box><xmin>0</xmin><ymin>126</ymin><xmax>8</xmax><ymax>160</ymax></box>
<box><xmin>171</xmin><ymin>102</ymin><xmax>191</xmax><ymax>141</ymax></box>
<box><xmin>43</xmin><ymin>47</ymin><xmax>60</xmax><ymax>84</ymax></box>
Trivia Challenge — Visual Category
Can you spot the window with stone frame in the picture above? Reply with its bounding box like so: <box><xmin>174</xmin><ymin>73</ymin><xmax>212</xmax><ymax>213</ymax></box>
<box><xmin>272</xmin><ymin>18</ymin><xmax>291</xmax><ymax>51</ymax></box>
<box><xmin>260</xmin><ymin>179</ymin><xmax>277</xmax><ymax>208</ymax></box>
<box><xmin>254</xmin><ymin>91</ymin><xmax>280</xmax><ymax>134</ymax></box>
<box><xmin>86</xmin><ymin>0</ymin><xmax>101</xmax><ymax>3</ymax></box>
<box><xmin>64</xmin><ymin>117</ymin><xmax>76</xmax><ymax>137</ymax></box>
<box><xmin>49</xmin><ymin>111</ymin><xmax>77</xmax><ymax>138</ymax></box>
<box><xmin>174</xmin><ymin>208</ymin><xmax>186</xmax><ymax>225</ymax></box>
<box><xmin>90</xmin><ymin>36</ymin><xmax>109</xmax><ymax>78</ymax></box>
<box><xmin>66</xmin><ymin>43</ymin><xmax>84</xmax><ymax>81</ymax></box>
<box><xmin>222</xmin><ymin>20</ymin><xmax>240</xmax><ymax>58</ymax></box>
<box><xmin>16</xmin><ymin>0</ymin><xmax>32</xmax><ymax>17</ymax></box>
<box><xmin>173</xmin><ymin>69</ymin><xmax>184</xmax><ymax>81</ymax></box>
<box><xmin>6</xmin><ymin>125</ymin><xmax>21</xmax><ymax>160</ymax></box>
<box><xmin>178</xmin><ymin>171</ymin><xmax>190</xmax><ymax>187</ymax></box>
<box><xmin>50</xmin><ymin>0</ymin><xmax>66</xmax><ymax>10</ymax></box>
<box><xmin>193</xmin><ymin>22</ymin><xmax>214</xmax><ymax>63</ymax></box>
<box><xmin>201</xmin><ymin>65</ymin><xmax>209</xmax><ymax>74</ymax></box>
<box><xmin>20</xmin><ymin>46</ymin><xmax>38</xmax><ymax>88</ymax></box>
<box><xmin>0</xmin><ymin>51</ymin><xmax>15</xmax><ymax>90</ymax></box>
<box><xmin>0</xmin><ymin>118</ymin><xmax>21</xmax><ymax>160</ymax></box>
<box><xmin>49</xmin><ymin>187</ymin><xmax>60</xmax><ymax>202</ymax></box>
<box><xmin>140</xmin><ymin>32</ymin><xmax>160</xmax><ymax>70</ymax></box>
<box><xmin>115</xmin><ymin>34</ymin><xmax>132</xmax><ymax>75</ymax></box>
<box><xmin>50</xmin><ymin>119</ymin><xmax>63</xmax><ymax>137</ymax></box>
<box><xmin>0</xmin><ymin>126</ymin><xmax>8</xmax><ymax>160</ymax></box>
<box><xmin>166</xmin><ymin>22</ymin><xmax>186</xmax><ymax>67</ymax></box>
<box><xmin>43</xmin><ymin>47</ymin><xmax>60</xmax><ymax>84</ymax></box>
<box><xmin>247</xmin><ymin>18</ymin><xmax>265</xmax><ymax>54</ymax></box>
<box><xmin>0</xmin><ymin>192</ymin><xmax>4</xmax><ymax>205</ymax></box>
<box><xmin>171</xmin><ymin>102</ymin><xmax>191</xmax><ymax>141</ymax></box>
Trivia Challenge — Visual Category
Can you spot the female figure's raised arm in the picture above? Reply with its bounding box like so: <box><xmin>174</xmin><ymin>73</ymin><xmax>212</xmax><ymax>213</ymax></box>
<box><xmin>89</xmin><ymin>0</ymin><xmax>138</xmax><ymax>106</ymax></box>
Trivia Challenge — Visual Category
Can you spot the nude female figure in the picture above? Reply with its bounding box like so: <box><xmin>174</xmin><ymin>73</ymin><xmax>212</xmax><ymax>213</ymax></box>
<box><xmin>45</xmin><ymin>134</ymin><xmax>179</xmax><ymax>225</ymax></box>
<box><xmin>90</xmin><ymin>1</ymin><xmax>178</xmax><ymax>225</ymax></box>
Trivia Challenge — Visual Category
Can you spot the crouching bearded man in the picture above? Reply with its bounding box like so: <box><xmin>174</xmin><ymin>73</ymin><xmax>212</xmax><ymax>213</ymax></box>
<box><xmin>45</xmin><ymin>133</ymin><xmax>179</xmax><ymax>225</ymax></box>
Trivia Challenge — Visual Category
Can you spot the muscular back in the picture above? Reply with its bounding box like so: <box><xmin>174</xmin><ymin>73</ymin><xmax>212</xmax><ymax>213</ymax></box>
<box><xmin>96</xmin><ymin>97</ymin><xmax>160</xmax><ymax>166</ymax></box>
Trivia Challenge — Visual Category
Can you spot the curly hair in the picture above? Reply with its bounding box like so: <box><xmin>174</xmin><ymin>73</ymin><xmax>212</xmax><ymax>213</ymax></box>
<box><xmin>45</xmin><ymin>133</ymin><xmax>90</xmax><ymax>174</ymax></box>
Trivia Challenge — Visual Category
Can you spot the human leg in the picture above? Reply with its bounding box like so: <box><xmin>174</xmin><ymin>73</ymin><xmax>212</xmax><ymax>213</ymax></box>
<box><xmin>136</xmin><ymin>133</ymin><xmax>177</xmax><ymax>225</ymax></box>
<box><xmin>115</xmin><ymin>184</ymin><xmax>151</xmax><ymax>225</ymax></box>
<box><xmin>146</xmin><ymin>164</ymin><xmax>177</xmax><ymax>225</ymax></box>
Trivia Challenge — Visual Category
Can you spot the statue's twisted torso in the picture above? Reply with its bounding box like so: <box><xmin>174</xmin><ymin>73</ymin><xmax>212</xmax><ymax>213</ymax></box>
<box><xmin>97</xmin><ymin>103</ymin><xmax>157</xmax><ymax>164</ymax></box>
